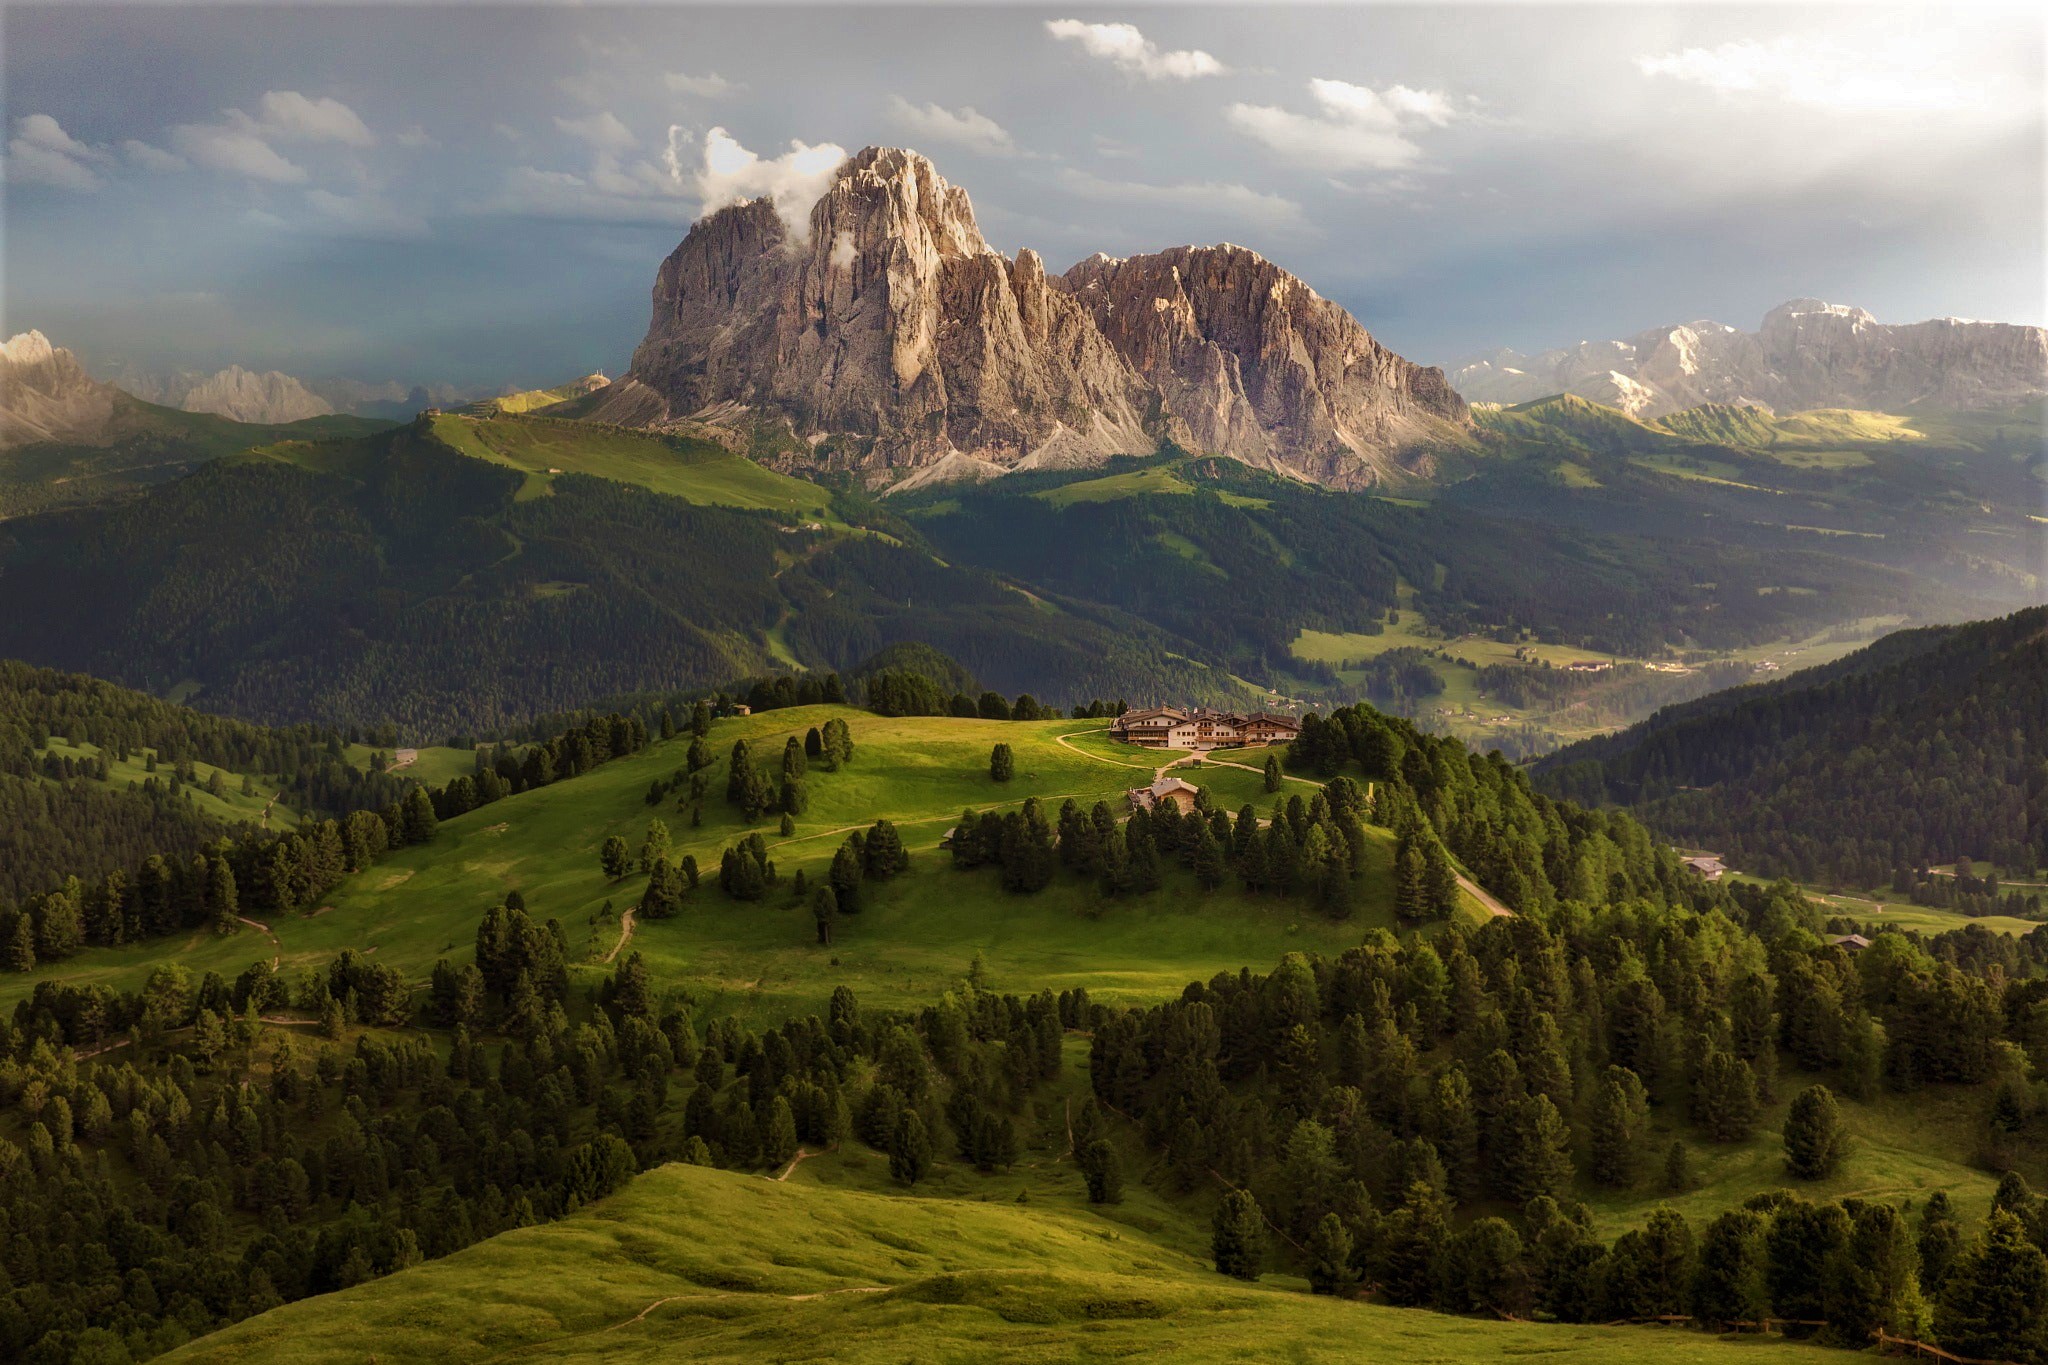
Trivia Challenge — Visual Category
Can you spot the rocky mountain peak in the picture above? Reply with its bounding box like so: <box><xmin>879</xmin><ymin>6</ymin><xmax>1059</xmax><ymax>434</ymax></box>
<box><xmin>594</xmin><ymin>146</ymin><xmax>1470</xmax><ymax>488</ymax></box>
<box><xmin>1</xmin><ymin>330</ymin><xmax>117</xmax><ymax>448</ymax></box>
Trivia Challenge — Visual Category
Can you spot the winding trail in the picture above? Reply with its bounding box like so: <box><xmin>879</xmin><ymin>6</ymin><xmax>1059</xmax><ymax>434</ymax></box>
<box><xmin>602</xmin><ymin>906</ymin><xmax>637</xmax><ymax>965</ymax></box>
<box><xmin>237</xmin><ymin>915</ymin><xmax>282</xmax><ymax>969</ymax></box>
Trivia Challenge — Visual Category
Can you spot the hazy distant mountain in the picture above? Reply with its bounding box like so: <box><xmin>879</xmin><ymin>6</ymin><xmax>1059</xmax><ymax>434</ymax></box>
<box><xmin>583</xmin><ymin>146</ymin><xmax>1470</xmax><ymax>490</ymax></box>
<box><xmin>1454</xmin><ymin>299</ymin><xmax>2047</xmax><ymax>419</ymax></box>
<box><xmin>121</xmin><ymin>364</ymin><xmax>335</xmax><ymax>424</ymax></box>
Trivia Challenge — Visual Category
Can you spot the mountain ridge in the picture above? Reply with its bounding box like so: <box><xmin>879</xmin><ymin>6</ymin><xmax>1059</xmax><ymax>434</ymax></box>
<box><xmin>584</xmin><ymin>146</ymin><xmax>1471</xmax><ymax>490</ymax></box>
<box><xmin>1453</xmin><ymin>299</ymin><xmax>2047</xmax><ymax>418</ymax></box>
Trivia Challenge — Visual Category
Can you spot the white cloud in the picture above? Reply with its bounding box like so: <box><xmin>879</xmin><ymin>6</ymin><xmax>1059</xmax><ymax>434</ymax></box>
<box><xmin>885</xmin><ymin>96</ymin><xmax>1020</xmax><ymax>158</ymax></box>
<box><xmin>1636</xmin><ymin>35</ymin><xmax>1990</xmax><ymax>114</ymax></box>
<box><xmin>665</xmin><ymin>71</ymin><xmax>743</xmax><ymax>99</ymax></box>
<box><xmin>1227</xmin><ymin>77</ymin><xmax>1468</xmax><ymax>173</ymax></box>
<box><xmin>254</xmin><ymin>91</ymin><xmax>375</xmax><ymax>146</ymax></box>
<box><xmin>305</xmin><ymin>189</ymin><xmax>428</xmax><ymax>239</ymax></box>
<box><xmin>122</xmin><ymin>139</ymin><xmax>187</xmax><ymax>172</ymax></box>
<box><xmin>165</xmin><ymin>92</ymin><xmax>373</xmax><ymax>183</ymax></box>
<box><xmin>6</xmin><ymin>114</ymin><xmax>111</xmax><ymax>191</ymax></box>
<box><xmin>1045</xmin><ymin>20</ymin><xmax>1225</xmax><ymax>81</ymax></box>
<box><xmin>688</xmin><ymin>126</ymin><xmax>848</xmax><ymax>236</ymax></box>
<box><xmin>395</xmin><ymin>127</ymin><xmax>437</xmax><ymax>150</ymax></box>
<box><xmin>1057</xmin><ymin>167</ymin><xmax>1303</xmax><ymax>232</ymax></box>
<box><xmin>555</xmin><ymin>111</ymin><xmax>637</xmax><ymax>153</ymax></box>
<box><xmin>170</xmin><ymin>121</ymin><xmax>306</xmax><ymax>182</ymax></box>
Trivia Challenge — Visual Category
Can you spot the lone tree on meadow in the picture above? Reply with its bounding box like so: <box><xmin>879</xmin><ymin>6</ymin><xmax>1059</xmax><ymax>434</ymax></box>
<box><xmin>1212</xmin><ymin>1189</ymin><xmax>1268</xmax><ymax>1280</ymax></box>
<box><xmin>599</xmin><ymin>835</ymin><xmax>630</xmax><ymax>880</ymax></box>
<box><xmin>989</xmin><ymin>743</ymin><xmax>1014</xmax><ymax>783</ymax></box>
<box><xmin>810</xmin><ymin>884</ymin><xmax>837</xmax><ymax>945</ymax></box>
<box><xmin>1263</xmin><ymin>754</ymin><xmax>1282</xmax><ymax>793</ymax></box>
<box><xmin>1783</xmin><ymin>1084</ymin><xmax>1848</xmax><ymax>1179</ymax></box>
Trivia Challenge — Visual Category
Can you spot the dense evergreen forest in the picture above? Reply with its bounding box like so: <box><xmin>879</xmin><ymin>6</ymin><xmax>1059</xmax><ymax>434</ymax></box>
<box><xmin>1537</xmin><ymin>609</ymin><xmax>2048</xmax><ymax>889</ymax></box>
<box><xmin>0</xmin><ymin>663</ymin><xmax>423</xmax><ymax>903</ymax></box>
<box><xmin>4</xmin><ymin>687</ymin><xmax>2048</xmax><ymax>1363</ymax></box>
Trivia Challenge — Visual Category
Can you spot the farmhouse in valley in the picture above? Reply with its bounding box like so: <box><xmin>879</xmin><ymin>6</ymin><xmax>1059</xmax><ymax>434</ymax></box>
<box><xmin>1126</xmin><ymin>775</ymin><xmax>1201</xmax><ymax>814</ymax></box>
<box><xmin>1110</xmin><ymin>706</ymin><xmax>1301</xmax><ymax>751</ymax></box>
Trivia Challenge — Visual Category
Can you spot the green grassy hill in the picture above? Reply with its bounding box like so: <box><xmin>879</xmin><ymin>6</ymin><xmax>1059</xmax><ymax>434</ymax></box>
<box><xmin>162</xmin><ymin>1162</ymin><xmax>1838</xmax><ymax>1365</ymax></box>
<box><xmin>424</xmin><ymin>414</ymin><xmax>835</xmax><ymax>520</ymax></box>
<box><xmin>0</xmin><ymin>708</ymin><xmax>1471</xmax><ymax>1019</ymax></box>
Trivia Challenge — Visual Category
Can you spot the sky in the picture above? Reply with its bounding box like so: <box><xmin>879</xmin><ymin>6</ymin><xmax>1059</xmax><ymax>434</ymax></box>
<box><xmin>3</xmin><ymin>2</ymin><xmax>2043</xmax><ymax>394</ymax></box>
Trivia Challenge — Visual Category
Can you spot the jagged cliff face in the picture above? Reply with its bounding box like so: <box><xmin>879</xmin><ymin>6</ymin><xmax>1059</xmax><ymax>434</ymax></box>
<box><xmin>597</xmin><ymin>146</ymin><xmax>1469</xmax><ymax>487</ymax></box>
<box><xmin>0</xmin><ymin>331</ymin><xmax>119</xmax><ymax>448</ymax></box>
<box><xmin>1453</xmin><ymin>299</ymin><xmax>2047</xmax><ymax>419</ymax></box>
<box><xmin>1063</xmin><ymin>246</ymin><xmax>1468</xmax><ymax>485</ymax></box>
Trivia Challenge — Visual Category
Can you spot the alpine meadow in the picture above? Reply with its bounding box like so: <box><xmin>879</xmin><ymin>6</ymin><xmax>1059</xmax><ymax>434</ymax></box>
<box><xmin>2</xmin><ymin>4</ymin><xmax>2044</xmax><ymax>1365</ymax></box>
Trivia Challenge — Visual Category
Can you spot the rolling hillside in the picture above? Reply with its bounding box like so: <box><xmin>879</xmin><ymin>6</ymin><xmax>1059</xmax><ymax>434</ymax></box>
<box><xmin>162</xmin><ymin>1162</ymin><xmax>1843</xmax><ymax>1365</ymax></box>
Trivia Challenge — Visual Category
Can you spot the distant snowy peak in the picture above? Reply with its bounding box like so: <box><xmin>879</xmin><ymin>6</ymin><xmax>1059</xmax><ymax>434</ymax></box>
<box><xmin>1453</xmin><ymin>301</ymin><xmax>2046</xmax><ymax>418</ymax></box>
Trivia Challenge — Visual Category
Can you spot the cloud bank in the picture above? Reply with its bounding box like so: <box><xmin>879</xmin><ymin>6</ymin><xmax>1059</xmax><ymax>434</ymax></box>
<box><xmin>1046</xmin><ymin>20</ymin><xmax>1224</xmax><ymax>81</ymax></box>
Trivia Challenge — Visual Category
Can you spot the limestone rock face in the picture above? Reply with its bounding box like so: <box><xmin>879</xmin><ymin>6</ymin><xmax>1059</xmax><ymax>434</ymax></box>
<box><xmin>1453</xmin><ymin>301</ymin><xmax>2047</xmax><ymax>418</ymax></box>
<box><xmin>1061</xmin><ymin>246</ymin><xmax>1468</xmax><ymax>487</ymax></box>
<box><xmin>0</xmin><ymin>331</ymin><xmax>118</xmax><ymax>447</ymax></box>
<box><xmin>598</xmin><ymin>146</ymin><xmax>1469</xmax><ymax>485</ymax></box>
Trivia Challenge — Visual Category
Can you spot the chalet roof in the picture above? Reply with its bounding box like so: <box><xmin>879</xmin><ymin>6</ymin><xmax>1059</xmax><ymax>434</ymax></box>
<box><xmin>1827</xmin><ymin>933</ymin><xmax>1872</xmax><ymax>951</ymax></box>
<box><xmin>1150</xmin><ymin>776</ymin><xmax>1199</xmax><ymax>798</ymax></box>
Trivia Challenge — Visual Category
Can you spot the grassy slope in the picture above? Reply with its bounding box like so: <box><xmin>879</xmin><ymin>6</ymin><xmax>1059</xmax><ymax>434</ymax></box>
<box><xmin>164</xmin><ymin>1161</ymin><xmax>1837</xmax><ymax>1365</ymax></box>
<box><xmin>35</xmin><ymin>737</ymin><xmax>301</xmax><ymax>831</ymax></box>
<box><xmin>425</xmin><ymin>415</ymin><xmax>833</xmax><ymax>519</ymax></box>
<box><xmin>0</xmin><ymin>710</ymin><xmax>1480</xmax><ymax>1020</ymax></box>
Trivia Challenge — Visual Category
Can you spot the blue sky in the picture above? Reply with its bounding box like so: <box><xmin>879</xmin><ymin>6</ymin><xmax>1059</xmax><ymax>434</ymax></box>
<box><xmin>5</xmin><ymin>3</ymin><xmax>2041</xmax><ymax>393</ymax></box>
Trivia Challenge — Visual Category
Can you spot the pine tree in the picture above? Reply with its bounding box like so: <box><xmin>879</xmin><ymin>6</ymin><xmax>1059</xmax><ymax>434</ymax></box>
<box><xmin>1691</xmin><ymin>1209</ymin><xmax>1770</xmax><ymax>1330</ymax></box>
<box><xmin>1590</xmin><ymin>1066</ymin><xmax>1650</xmax><ymax>1187</ymax></box>
<box><xmin>810</xmin><ymin>885</ymin><xmax>837</xmax><ymax>945</ymax></box>
<box><xmin>5</xmin><ymin>917</ymin><xmax>34</xmax><ymax>973</ymax></box>
<box><xmin>889</xmin><ymin>1110</ymin><xmax>931</xmax><ymax>1185</ymax></box>
<box><xmin>207</xmin><ymin>857</ymin><xmax>239</xmax><ymax>934</ymax></box>
<box><xmin>600</xmin><ymin>835</ymin><xmax>631</xmax><ymax>880</ymax></box>
<box><xmin>1664</xmin><ymin>1139</ymin><xmax>1697</xmax><ymax>1193</ymax></box>
<box><xmin>1078</xmin><ymin>1137</ymin><xmax>1124</xmax><ymax>1204</ymax></box>
<box><xmin>1504</xmin><ymin>1095</ymin><xmax>1574</xmax><ymax>1203</ymax></box>
<box><xmin>989</xmin><ymin>743</ymin><xmax>1014</xmax><ymax>783</ymax></box>
<box><xmin>1695</xmin><ymin>1052</ymin><xmax>1761</xmax><ymax>1143</ymax></box>
<box><xmin>1308</xmin><ymin>1212</ymin><xmax>1359</xmax><ymax>1296</ymax></box>
<box><xmin>1935</xmin><ymin>1208</ymin><xmax>2048</xmax><ymax>1362</ymax></box>
<box><xmin>1783</xmin><ymin>1085</ymin><xmax>1849</xmax><ymax>1179</ymax></box>
<box><xmin>1212</xmin><ymin>1189</ymin><xmax>1268</xmax><ymax>1281</ymax></box>
<box><xmin>764</xmin><ymin>1096</ymin><xmax>799</xmax><ymax>1167</ymax></box>
<box><xmin>1263</xmin><ymin>754</ymin><xmax>1282</xmax><ymax>793</ymax></box>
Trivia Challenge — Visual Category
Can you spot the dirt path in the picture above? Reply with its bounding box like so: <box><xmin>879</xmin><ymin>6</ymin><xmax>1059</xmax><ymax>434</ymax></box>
<box><xmin>477</xmin><ymin>1282</ymin><xmax>892</xmax><ymax>1362</ymax></box>
<box><xmin>774</xmin><ymin>1146</ymin><xmax>821</xmax><ymax>1181</ymax></box>
<box><xmin>1053</xmin><ymin>728</ymin><xmax>1157</xmax><ymax>773</ymax></box>
<box><xmin>238</xmin><ymin>915</ymin><xmax>282</xmax><ymax>969</ymax></box>
<box><xmin>602</xmin><ymin>906</ymin><xmax>637</xmax><ymax>965</ymax></box>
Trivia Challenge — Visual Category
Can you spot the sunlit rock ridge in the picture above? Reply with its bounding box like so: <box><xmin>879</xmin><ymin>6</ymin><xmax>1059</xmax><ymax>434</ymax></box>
<box><xmin>586</xmin><ymin>146</ymin><xmax>1471</xmax><ymax>489</ymax></box>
